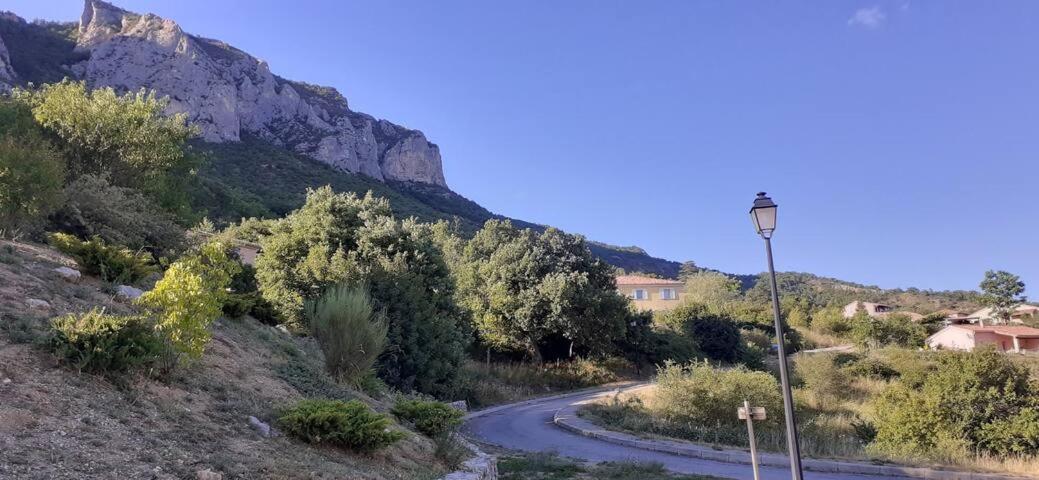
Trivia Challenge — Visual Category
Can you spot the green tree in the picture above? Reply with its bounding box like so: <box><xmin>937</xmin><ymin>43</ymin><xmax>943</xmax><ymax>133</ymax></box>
<box><xmin>682</xmin><ymin>271</ymin><xmax>741</xmax><ymax>310</ymax></box>
<box><xmin>256</xmin><ymin>187</ymin><xmax>468</xmax><ymax>396</ymax></box>
<box><xmin>979</xmin><ymin>270</ymin><xmax>1026</xmax><ymax>324</ymax></box>
<box><xmin>660</xmin><ymin>302</ymin><xmax>742</xmax><ymax>363</ymax></box>
<box><xmin>14</xmin><ymin>80</ymin><xmax>198</xmax><ymax>215</ymax></box>
<box><xmin>139</xmin><ymin>242</ymin><xmax>239</xmax><ymax>362</ymax></box>
<box><xmin>0</xmin><ymin>101</ymin><xmax>65</xmax><ymax>236</ymax></box>
<box><xmin>455</xmin><ymin>219</ymin><xmax>629</xmax><ymax>361</ymax></box>
<box><xmin>849</xmin><ymin>313</ymin><xmax>928</xmax><ymax>349</ymax></box>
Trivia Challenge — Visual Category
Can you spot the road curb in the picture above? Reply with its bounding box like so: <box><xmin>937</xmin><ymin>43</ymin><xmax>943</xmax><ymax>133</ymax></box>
<box><xmin>463</xmin><ymin>381</ymin><xmax>646</xmax><ymax>421</ymax></box>
<box><xmin>553</xmin><ymin>400</ymin><xmax>1032</xmax><ymax>480</ymax></box>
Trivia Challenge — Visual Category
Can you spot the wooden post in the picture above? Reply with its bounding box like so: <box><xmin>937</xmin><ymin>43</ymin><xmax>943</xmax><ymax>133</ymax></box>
<box><xmin>738</xmin><ymin>399</ymin><xmax>764</xmax><ymax>480</ymax></box>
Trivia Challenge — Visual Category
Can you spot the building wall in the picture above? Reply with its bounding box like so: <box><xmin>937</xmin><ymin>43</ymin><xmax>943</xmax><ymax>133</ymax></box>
<box><xmin>926</xmin><ymin>328</ymin><xmax>976</xmax><ymax>351</ymax></box>
<box><xmin>617</xmin><ymin>284</ymin><xmax>685</xmax><ymax>312</ymax></box>
<box><xmin>973</xmin><ymin>332</ymin><xmax>1013</xmax><ymax>351</ymax></box>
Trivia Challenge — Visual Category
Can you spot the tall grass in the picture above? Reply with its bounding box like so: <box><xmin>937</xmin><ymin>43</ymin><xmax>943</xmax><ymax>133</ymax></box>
<box><xmin>460</xmin><ymin>357</ymin><xmax>631</xmax><ymax>407</ymax></box>
<box><xmin>305</xmin><ymin>284</ymin><xmax>387</xmax><ymax>384</ymax></box>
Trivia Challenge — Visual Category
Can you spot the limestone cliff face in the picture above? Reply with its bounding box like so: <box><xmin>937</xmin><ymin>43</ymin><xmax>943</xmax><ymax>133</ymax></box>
<box><xmin>72</xmin><ymin>0</ymin><xmax>447</xmax><ymax>187</ymax></box>
<box><xmin>0</xmin><ymin>31</ymin><xmax>16</xmax><ymax>90</ymax></box>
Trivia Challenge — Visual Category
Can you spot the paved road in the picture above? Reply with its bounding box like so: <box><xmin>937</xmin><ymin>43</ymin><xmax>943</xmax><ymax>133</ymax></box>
<box><xmin>464</xmin><ymin>387</ymin><xmax>907</xmax><ymax>480</ymax></box>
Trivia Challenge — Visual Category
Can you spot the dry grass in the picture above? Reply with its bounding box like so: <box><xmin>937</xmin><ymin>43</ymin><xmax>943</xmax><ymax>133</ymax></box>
<box><xmin>460</xmin><ymin>357</ymin><xmax>634</xmax><ymax>408</ymax></box>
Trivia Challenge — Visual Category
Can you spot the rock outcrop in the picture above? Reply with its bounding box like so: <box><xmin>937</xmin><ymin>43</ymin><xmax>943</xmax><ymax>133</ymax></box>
<box><xmin>0</xmin><ymin>30</ymin><xmax>16</xmax><ymax>90</ymax></box>
<box><xmin>72</xmin><ymin>0</ymin><xmax>447</xmax><ymax>187</ymax></box>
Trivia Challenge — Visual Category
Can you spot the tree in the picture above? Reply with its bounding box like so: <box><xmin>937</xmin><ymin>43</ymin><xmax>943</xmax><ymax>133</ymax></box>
<box><xmin>0</xmin><ymin>101</ymin><xmax>65</xmax><ymax>237</ymax></box>
<box><xmin>13</xmin><ymin>80</ymin><xmax>198</xmax><ymax>216</ymax></box>
<box><xmin>678</xmin><ymin>261</ymin><xmax>700</xmax><ymax>280</ymax></box>
<box><xmin>455</xmin><ymin>220</ymin><xmax>629</xmax><ymax>362</ymax></box>
<box><xmin>256</xmin><ymin>187</ymin><xmax>468</xmax><ymax>396</ymax></box>
<box><xmin>660</xmin><ymin>302</ymin><xmax>742</xmax><ymax>363</ymax></box>
<box><xmin>979</xmin><ymin>270</ymin><xmax>1026</xmax><ymax>324</ymax></box>
<box><xmin>682</xmin><ymin>271</ymin><xmax>740</xmax><ymax>310</ymax></box>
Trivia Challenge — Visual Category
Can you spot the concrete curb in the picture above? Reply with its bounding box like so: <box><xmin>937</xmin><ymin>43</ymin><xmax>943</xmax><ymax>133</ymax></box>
<box><xmin>553</xmin><ymin>398</ymin><xmax>1033</xmax><ymax>480</ymax></box>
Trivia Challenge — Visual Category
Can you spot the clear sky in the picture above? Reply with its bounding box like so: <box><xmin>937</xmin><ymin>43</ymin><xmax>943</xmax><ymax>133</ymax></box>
<box><xmin>9</xmin><ymin>1</ymin><xmax>1038</xmax><ymax>292</ymax></box>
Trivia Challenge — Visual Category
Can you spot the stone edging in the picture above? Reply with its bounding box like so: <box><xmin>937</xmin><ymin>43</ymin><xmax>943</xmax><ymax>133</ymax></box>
<box><xmin>439</xmin><ymin>435</ymin><xmax>498</xmax><ymax>480</ymax></box>
<box><xmin>553</xmin><ymin>391</ymin><xmax>1032</xmax><ymax>480</ymax></box>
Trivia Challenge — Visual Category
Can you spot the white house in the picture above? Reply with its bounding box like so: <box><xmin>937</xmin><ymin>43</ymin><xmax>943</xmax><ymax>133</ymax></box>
<box><xmin>926</xmin><ymin>324</ymin><xmax>1039</xmax><ymax>353</ymax></box>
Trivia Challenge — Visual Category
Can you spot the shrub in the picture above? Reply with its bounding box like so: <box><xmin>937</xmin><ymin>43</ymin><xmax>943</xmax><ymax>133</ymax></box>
<box><xmin>812</xmin><ymin>308</ymin><xmax>852</xmax><ymax>336</ymax></box>
<box><xmin>652</xmin><ymin>361</ymin><xmax>783</xmax><ymax>429</ymax></box>
<box><xmin>50</xmin><ymin>174</ymin><xmax>186</xmax><ymax>254</ymax></box>
<box><xmin>392</xmin><ymin>399</ymin><xmax>464</xmax><ymax>437</ymax></box>
<box><xmin>850</xmin><ymin>313</ymin><xmax>928</xmax><ymax>349</ymax></box>
<box><xmin>870</xmin><ymin>347</ymin><xmax>1039</xmax><ymax>458</ymax></box>
<box><xmin>278</xmin><ymin>399</ymin><xmax>404</xmax><ymax>451</ymax></box>
<box><xmin>48</xmin><ymin>233</ymin><xmax>156</xmax><ymax>284</ymax></box>
<box><xmin>221</xmin><ymin>293</ymin><xmax>255</xmax><ymax>319</ymax></box>
<box><xmin>138</xmin><ymin>242</ymin><xmax>239</xmax><ymax>361</ymax></box>
<box><xmin>660</xmin><ymin>303</ymin><xmax>741</xmax><ymax>363</ymax></box>
<box><xmin>50</xmin><ymin>309</ymin><xmax>161</xmax><ymax>373</ymax></box>
<box><xmin>794</xmin><ymin>353</ymin><xmax>851</xmax><ymax>404</ymax></box>
<box><xmin>305</xmin><ymin>284</ymin><xmax>388</xmax><ymax>384</ymax></box>
<box><xmin>843</xmin><ymin>356</ymin><xmax>898</xmax><ymax>381</ymax></box>
<box><xmin>0</xmin><ymin>122</ymin><xmax>65</xmax><ymax>237</ymax></box>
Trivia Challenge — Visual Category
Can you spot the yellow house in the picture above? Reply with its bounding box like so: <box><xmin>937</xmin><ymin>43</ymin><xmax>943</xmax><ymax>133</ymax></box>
<box><xmin>616</xmin><ymin>275</ymin><xmax>685</xmax><ymax>311</ymax></box>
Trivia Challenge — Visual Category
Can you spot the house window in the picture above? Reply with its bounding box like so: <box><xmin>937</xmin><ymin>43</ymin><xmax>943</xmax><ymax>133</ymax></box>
<box><xmin>632</xmin><ymin>289</ymin><xmax>648</xmax><ymax>300</ymax></box>
<box><xmin>660</xmin><ymin>288</ymin><xmax>676</xmax><ymax>300</ymax></box>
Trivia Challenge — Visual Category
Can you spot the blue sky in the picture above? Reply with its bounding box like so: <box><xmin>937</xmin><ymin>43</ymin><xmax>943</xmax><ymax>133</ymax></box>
<box><xmin>9</xmin><ymin>1</ymin><xmax>1038</xmax><ymax>292</ymax></box>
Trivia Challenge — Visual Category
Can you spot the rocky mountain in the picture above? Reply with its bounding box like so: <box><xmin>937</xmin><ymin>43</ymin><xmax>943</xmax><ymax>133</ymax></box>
<box><xmin>22</xmin><ymin>0</ymin><xmax>446</xmax><ymax>186</ymax></box>
<box><xmin>0</xmin><ymin>0</ymin><xmax>687</xmax><ymax>278</ymax></box>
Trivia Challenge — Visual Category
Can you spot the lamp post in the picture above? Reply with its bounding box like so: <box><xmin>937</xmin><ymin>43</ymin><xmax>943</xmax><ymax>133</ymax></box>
<box><xmin>749</xmin><ymin>192</ymin><xmax>803</xmax><ymax>480</ymax></box>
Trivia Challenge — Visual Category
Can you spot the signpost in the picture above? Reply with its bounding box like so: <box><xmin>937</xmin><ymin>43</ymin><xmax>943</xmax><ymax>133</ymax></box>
<box><xmin>738</xmin><ymin>400</ymin><xmax>766</xmax><ymax>480</ymax></box>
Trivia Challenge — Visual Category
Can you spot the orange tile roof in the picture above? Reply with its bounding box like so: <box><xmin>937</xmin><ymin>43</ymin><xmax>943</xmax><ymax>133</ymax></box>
<box><xmin>953</xmin><ymin>325</ymin><xmax>1039</xmax><ymax>338</ymax></box>
<box><xmin>615</xmin><ymin>275</ymin><xmax>683</xmax><ymax>286</ymax></box>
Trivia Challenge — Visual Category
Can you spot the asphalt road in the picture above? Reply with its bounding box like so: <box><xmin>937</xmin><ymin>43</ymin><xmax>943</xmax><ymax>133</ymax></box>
<box><xmin>464</xmin><ymin>387</ymin><xmax>908</xmax><ymax>480</ymax></box>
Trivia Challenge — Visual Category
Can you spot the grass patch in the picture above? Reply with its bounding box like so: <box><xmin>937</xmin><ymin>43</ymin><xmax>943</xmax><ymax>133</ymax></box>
<box><xmin>497</xmin><ymin>453</ymin><xmax>724</xmax><ymax>480</ymax></box>
<box><xmin>460</xmin><ymin>358</ymin><xmax>632</xmax><ymax>408</ymax></box>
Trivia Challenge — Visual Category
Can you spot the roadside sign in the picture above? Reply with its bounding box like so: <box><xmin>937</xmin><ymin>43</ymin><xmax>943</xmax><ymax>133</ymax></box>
<box><xmin>737</xmin><ymin>406</ymin><xmax>767</xmax><ymax>421</ymax></box>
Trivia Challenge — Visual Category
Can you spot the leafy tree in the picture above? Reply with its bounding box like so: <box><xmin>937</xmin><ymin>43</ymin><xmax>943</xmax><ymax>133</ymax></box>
<box><xmin>682</xmin><ymin>271</ymin><xmax>741</xmax><ymax>310</ymax></box>
<box><xmin>979</xmin><ymin>270</ymin><xmax>1026</xmax><ymax>324</ymax></box>
<box><xmin>13</xmin><ymin>80</ymin><xmax>198</xmax><ymax>216</ymax></box>
<box><xmin>660</xmin><ymin>302</ymin><xmax>742</xmax><ymax>363</ymax></box>
<box><xmin>678</xmin><ymin>261</ymin><xmax>699</xmax><ymax>280</ymax></box>
<box><xmin>0</xmin><ymin>101</ymin><xmax>65</xmax><ymax>236</ymax></box>
<box><xmin>256</xmin><ymin>187</ymin><xmax>468</xmax><ymax>396</ymax></box>
<box><xmin>139</xmin><ymin>242</ymin><xmax>239</xmax><ymax>362</ymax></box>
<box><xmin>455</xmin><ymin>219</ymin><xmax>629</xmax><ymax>361</ymax></box>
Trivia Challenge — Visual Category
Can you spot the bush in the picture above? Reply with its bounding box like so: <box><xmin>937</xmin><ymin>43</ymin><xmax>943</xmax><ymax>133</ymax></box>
<box><xmin>660</xmin><ymin>303</ymin><xmax>741</xmax><ymax>363</ymax></box>
<box><xmin>392</xmin><ymin>399</ymin><xmax>464</xmax><ymax>437</ymax></box>
<box><xmin>794</xmin><ymin>353</ymin><xmax>851</xmax><ymax>404</ymax></box>
<box><xmin>305</xmin><ymin>284</ymin><xmax>388</xmax><ymax>384</ymax></box>
<box><xmin>843</xmin><ymin>356</ymin><xmax>898</xmax><ymax>381</ymax></box>
<box><xmin>50</xmin><ymin>174</ymin><xmax>186</xmax><ymax>255</ymax></box>
<box><xmin>812</xmin><ymin>308</ymin><xmax>852</xmax><ymax>336</ymax></box>
<box><xmin>652</xmin><ymin>361</ymin><xmax>782</xmax><ymax>429</ymax></box>
<box><xmin>278</xmin><ymin>399</ymin><xmax>404</xmax><ymax>451</ymax></box>
<box><xmin>139</xmin><ymin>242</ymin><xmax>239</xmax><ymax>361</ymax></box>
<box><xmin>221</xmin><ymin>293</ymin><xmax>255</xmax><ymax>319</ymax></box>
<box><xmin>48</xmin><ymin>233</ymin><xmax>156</xmax><ymax>284</ymax></box>
<box><xmin>870</xmin><ymin>347</ymin><xmax>1039</xmax><ymax>458</ymax></box>
<box><xmin>0</xmin><ymin>128</ymin><xmax>65</xmax><ymax>237</ymax></box>
<box><xmin>50</xmin><ymin>309</ymin><xmax>161</xmax><ymax>373</ymax></box>
<box><xmin>850</xmin><ymin>313</ymin><xmax>928</xmax><ymax>349</ymax></box>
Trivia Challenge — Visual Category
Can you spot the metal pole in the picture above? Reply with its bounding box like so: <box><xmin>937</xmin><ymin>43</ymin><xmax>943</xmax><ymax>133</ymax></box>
<box><xmin>764</xmin><ymin>237</ymin><xmax>804</xmax><ymax>480</ymax></box>
<box><xmin>744</xmin><ymin>399</ymin><xmax>761</xmax><ymax>480</ymax></box>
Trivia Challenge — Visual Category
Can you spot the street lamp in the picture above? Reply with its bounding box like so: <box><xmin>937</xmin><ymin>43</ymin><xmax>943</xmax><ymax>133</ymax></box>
<box><xmin>749</xmin><ymin>192</ymin><xmax>803</xmax><ymax>480</ymax></box>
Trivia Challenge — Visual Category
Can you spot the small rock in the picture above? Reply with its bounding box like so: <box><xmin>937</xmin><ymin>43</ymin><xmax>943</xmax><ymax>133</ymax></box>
<box><xmin>115</xmin><ymin>285</ymin><xmax>144</xmax><ymax>302</ymax></box>
<box><xmin>248</xmin><ymin>416</ymin><xmax>274</xmax><ymax>438</ymax></box>
<box><xmin>448</xmin><ymin>400</ymin><xmax>468</xmax><ymax>413</ymax></box>
<box><xmin>196</xmin><ymin>470</ymin><xmax>222</xmax><ymax>480</ymax></box>
<box><xmin>2</xmin><ymin>378</ymin><xmax>11</xmax><ymax>385</ymax></box>
<box><xmin>53</xmin><ymin>266</ymin><xmax>81</xmax><ymax>283</ymax></box>
<box><xmin>275</xmin><ymin>324</ymin><xmax>290</xmax><ymax>335</ymax></box>
<box><xmin>26</xmin><ymin>298</ymin><xmax>50</xmax><ymax>310</ymax></box>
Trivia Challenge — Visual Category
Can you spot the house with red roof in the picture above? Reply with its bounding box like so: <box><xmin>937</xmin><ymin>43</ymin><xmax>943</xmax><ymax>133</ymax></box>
<box><xmin>926</xmin><ymin>324</ymin><xmax>1039</xmax><ymax>353</ymax></box>
<box><xmin>615</xmin><ymin>275</ymin><xmax>685</xmax><ymax>311</ymax></box>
